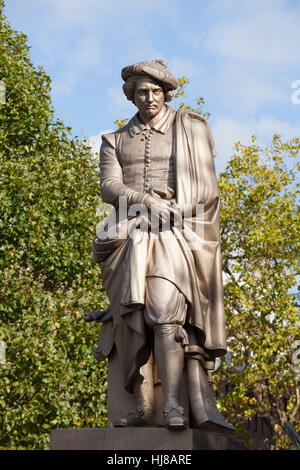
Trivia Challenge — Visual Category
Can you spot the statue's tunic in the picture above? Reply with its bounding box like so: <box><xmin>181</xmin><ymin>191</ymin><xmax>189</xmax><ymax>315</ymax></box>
<box><xmin>93</xmin><ymin>105</ymin><xmax>227</xmax><ymax>392</ymax></box>
<box><xmin>115</xmin><ymin>107</ymin><xmax>177</xmax><ymax>197</ymax></box>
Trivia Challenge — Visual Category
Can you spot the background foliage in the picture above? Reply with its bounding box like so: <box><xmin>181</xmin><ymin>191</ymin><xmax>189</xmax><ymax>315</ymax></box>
<box><xmin>0</xmin><ymin>2</ymin><xmax>299</xmax><ymax>449</ymax></box>
<box><xmin>0</xmin><ymin>2</ymin><xmax>108</xmax><ymax>449</ymax></box>
<box><xmin>216</xmin><ymin>136</ymin><xmax>299</xmax><ymax>449</ymax></box>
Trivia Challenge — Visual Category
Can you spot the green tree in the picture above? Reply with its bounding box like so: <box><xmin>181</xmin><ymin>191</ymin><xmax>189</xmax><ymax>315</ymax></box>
<box><xmin>216</xmin><ymin>135</ymin><xmax>299</xmax><ymax>449</ymax></box>
<box><xmin>1</xmin><ymin>1</ymin><xmax>299</xmax><ymax>449</ymax></box>
<box><xmin>0</xmin><ymin>1</ymin><xmax>108</xmax><ymax>449</ymax></box>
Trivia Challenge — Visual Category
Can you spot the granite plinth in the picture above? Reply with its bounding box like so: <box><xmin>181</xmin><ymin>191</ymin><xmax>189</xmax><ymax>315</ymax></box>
<box><xmin>50</xmin><ymin>427</ymin><xmax>246</xmax><ymax>450</ymax></box>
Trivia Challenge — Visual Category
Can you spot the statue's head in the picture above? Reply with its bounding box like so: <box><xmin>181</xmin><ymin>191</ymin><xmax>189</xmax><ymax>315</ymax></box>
<box><xmin>121</xmin><ymin>60</ymin><xmax>178</xmax><ymax>120</ymax></box>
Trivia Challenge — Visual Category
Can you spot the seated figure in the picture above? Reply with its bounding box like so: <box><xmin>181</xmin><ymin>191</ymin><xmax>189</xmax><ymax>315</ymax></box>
<box><xmin>92</xmin><ymin>59</ymin><xmax>234</xmax><ymax>433</ymax></box>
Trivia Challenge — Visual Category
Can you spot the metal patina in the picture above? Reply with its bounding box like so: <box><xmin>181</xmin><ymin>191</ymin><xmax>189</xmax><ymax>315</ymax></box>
<box><xmin>90</xmin><ymin>59</ymin><xmax>234</xmax><ymax>434</ymax></box>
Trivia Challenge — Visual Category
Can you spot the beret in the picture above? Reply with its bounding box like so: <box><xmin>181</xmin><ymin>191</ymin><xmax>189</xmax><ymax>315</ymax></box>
<box><xmin>121</xmin><ymin>59</ymin><xmax>178</xmax><ymax>90</ymax></box>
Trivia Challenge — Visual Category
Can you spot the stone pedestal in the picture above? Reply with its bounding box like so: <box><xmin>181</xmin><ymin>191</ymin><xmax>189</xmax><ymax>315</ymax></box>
<box><xmin>51</xmin><ymin>347</ymin><xmax>246</xmax><ymax>451</ymax></box>
<box><xmin>50</xmin><ymin>427</ymin><xmax>246</xmax><ymax>450</ymax></box>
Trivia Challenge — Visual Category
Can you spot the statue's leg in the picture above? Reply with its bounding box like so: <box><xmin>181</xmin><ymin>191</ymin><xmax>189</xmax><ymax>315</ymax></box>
<box><xmin>187</xmin><ymin>357</ymin><xmax>235</xmax><ymax>434</ymax></box>
<box><xmin>145</xmin><ymin>276</ymin><xmax>188</xmax><ymax>430</ymax></box>
<box><xmin>133</xmin><ymin>355</ymin><xmax>155</xmax><ymax>422</ymax></box>
<box><xmin>115</xmin><ymin>354</ymin><xmax>155</xmax><ymax>427</ymax></box>
<box><xmin>154</xmin><ymin>324</ymin><xmax>188</xmax><ymax>429</ymax></box>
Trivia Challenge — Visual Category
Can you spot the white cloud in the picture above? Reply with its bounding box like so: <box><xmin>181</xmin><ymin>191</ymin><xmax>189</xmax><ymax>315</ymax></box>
<box><xmin>107</xmin><ymin>87</ymin><xmax>134</xmax><ymax>112</ymax></box>
<box><xmin>6</xmin><ymin>0</ymin><xmax>299</xmax><ymax>159</ymax></box>
<box><xmin>51</xmin><ymin>69</ymin><xmax>79</xmax><ymax>97</ymax></box>
<box><xmin>35</xmin><ymin>0</ymin><xmax>176</xmax><ymax>29</ymax></box>
<box><xmin>50</xmin><ymin>29</ymin><xmax>104</xmax><ymax>96</ymax></box>
<box><xmin>206</xmin><ymin>0</ymin><xmax>300</xmax><ymax>66</ymax></box>
<box><xmin>197</xmin><ymin>0</ymin><xmax>300</xmax><ymax>115</ymax></box>
<box><xmin>210</xmin><ymin>64</ymin><xmax>288</xmax><ymax>115</ymax></box>
<box><xmin>168</xmin><ymin>58</ymin><xmax>204</xmax><ymax>79</ymax></box>
<box><xmin>255</xmin><ymin>116</ymin><xmax>300</xmax><ymax>140</ymax></box>
<box><xmin>213</xmin><ymin>117</ymin><xmax>253</xmax><ymax>163</ymax></box>
<box><xmin>212</xmin><ymin>114</ymin><xmax>300</xmax><ymax>172</ymax></box>
<box><xmin>7</xmin><ymin>0</ymin><xmax>177</xmax><ymax>97</ymax></box>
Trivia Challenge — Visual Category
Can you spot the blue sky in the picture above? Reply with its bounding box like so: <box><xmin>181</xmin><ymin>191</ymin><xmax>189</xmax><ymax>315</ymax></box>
<box><xmin>4</xmin><ymin>0</ymin><xmax>300</xmax><ymax>173</ymax></box>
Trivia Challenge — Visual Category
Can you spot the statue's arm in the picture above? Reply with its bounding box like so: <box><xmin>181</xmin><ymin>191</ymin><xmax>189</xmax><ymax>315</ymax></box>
<box><xmin>100</xmin><ymin>133</ymin><xmax>145</xmax><ymax>208</ymax></box>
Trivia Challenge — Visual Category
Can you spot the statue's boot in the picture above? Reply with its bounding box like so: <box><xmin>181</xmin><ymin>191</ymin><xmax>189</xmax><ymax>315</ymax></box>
<box><xmin>115</xmin><ymin>357</ymin><xmax>155</xmax><ymax>427</ymax></box>
<box><xmin>154</xmin><ymin>324</ymin><xmax>188</xmax><ymax>430</ymax></box>
<box><xmin>187</xmin><ymin>357</ymin><xmax>235</xmax><ymax>434</ymax></box>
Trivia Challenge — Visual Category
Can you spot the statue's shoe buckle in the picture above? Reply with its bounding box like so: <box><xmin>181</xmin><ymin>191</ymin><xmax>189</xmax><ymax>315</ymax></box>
<box><xmin>163</xmin><ymin>406</ymin><xmax>188</xmax><ymax>430</ymax></box>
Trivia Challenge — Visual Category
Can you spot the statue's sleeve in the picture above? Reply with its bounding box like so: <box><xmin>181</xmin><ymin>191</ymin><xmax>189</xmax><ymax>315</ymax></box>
<box><xmin>100</xmin><ymin>133</ymin><xmax>145</xmax><ymax>207</ymax></box>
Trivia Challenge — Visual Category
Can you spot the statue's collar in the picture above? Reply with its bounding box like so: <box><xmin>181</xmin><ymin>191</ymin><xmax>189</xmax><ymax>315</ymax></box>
<box><xmin>127</xmin><ymin>105</ymin><xmax>176</xmax><ymax>137</ymax></box>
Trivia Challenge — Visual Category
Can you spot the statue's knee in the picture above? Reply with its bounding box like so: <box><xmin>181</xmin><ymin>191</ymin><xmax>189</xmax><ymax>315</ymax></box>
<box><xmin>146</xmin><ymin>277</ymin><xmax>177</xmax><ymax>310</ymax></box>
<box><xmin>145</xmin><ymin>277</ymin><xmax>187</xmax><ymax>327</ymax></box>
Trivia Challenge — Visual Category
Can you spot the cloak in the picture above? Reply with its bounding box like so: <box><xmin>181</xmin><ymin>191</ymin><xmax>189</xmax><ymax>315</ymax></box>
<box><xmin>93</xmin><ymin>107</ymin><xmax>227</xmax><ymax>392</ymax></box>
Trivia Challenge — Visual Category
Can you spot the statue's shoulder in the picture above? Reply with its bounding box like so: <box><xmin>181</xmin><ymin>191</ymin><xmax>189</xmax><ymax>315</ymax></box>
<box><xmin>177</xmin><ymin>108</ymin><xmax>214</xmax><ymax>149</ymax></box>
<box><xmin>101</xmin><ymin>131</ymin><xmax>115</xmax><ymax>148</ymax></box>
<box><xmin>101</xmin><ymin>123</ymin><xmax>129</xmax><ymax>148</ymax></box>
<box><xmin>178</xmin><ymin>107</ymin><xmax>209</xmax><ymax>129</ymax></box>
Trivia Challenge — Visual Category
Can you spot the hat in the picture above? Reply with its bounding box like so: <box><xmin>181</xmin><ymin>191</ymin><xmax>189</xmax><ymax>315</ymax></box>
<box><xmin>121</xmin><ymin>59</ymin><xmax>178</xmax><ymax>90</ymax></box>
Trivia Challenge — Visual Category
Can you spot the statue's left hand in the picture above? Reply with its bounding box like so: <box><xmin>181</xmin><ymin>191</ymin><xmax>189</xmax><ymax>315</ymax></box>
<box><xmin>144</xmin><ymin>195</ymin><xmax>182</xmax><ymax>226</ymax></box>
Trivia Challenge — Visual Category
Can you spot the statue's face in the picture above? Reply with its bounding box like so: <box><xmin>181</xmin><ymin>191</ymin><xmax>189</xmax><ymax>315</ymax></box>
<box><xmin>134</xmin><ymin>76</ymin><xmax>165</xmax><ymax>120</ymax></box>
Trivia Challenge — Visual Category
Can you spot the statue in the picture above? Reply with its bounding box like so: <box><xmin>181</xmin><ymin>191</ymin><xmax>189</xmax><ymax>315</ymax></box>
<box><xmin>90</xmin><ymin>59</ymin><xmax>234</xmax><ymax>433</ymax></box>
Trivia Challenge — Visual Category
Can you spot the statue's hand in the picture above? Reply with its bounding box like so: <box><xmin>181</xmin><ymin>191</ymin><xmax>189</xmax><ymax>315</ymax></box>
<box><xmin>84</xmin><ymin>310</ymin><xmax>112</xmax><ymax>323</ymax></box>
<box><xmin>143</xmin><ymin>195</ymin><xmax>181</xmax><ymax>226</ymax></box>
<box><xmin>84</xmin><ymin>311</ymin><xmax>98</xmax><ymax>322</ymax></box>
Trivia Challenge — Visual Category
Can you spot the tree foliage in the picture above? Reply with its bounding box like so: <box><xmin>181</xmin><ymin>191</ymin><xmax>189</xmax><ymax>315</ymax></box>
<box><xmin>0</xmin><ymin>1</ymin><xmax>299</xmax><ymax>449</ymax></box>
<box><xmin>216</xmin><ymin>135</ymin><xmax>300</xmax><ymax>449</ymax></box>
<box><xmin>174</xmin><ymin>76</ymin><xmax>211</xmax><ymax>120</ymax></box>
<box><xmin>0</xmin><ymin>2</ymin><xmax>108</xmax><ymax>449</ymax></box>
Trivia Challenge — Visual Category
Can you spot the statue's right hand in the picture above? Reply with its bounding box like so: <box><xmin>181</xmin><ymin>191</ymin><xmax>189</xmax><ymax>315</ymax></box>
<box><xmin>84</xmin><ymin>311</ymin><xmax>97</xmax><ymax>322</ymax></box>
<box><xmin>143</xmin><ymin>195</ymin><xmax>180</xmax><ymax>226</ymax></box>
<box><xmin>143</xmin><ymin>194</ymin><xmax>171</xmax><ymax>209</ymax></box>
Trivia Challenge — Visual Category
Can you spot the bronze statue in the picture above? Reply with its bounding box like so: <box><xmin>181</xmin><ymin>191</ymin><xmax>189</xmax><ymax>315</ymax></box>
<box><xmin>91</xmin><ymin>59</ymin><xmax>234</xmax><ymax>433</ymax></box>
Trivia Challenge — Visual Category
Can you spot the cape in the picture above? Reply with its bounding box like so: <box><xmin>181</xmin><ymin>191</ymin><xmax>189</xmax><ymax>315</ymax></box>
<box><xmin>92</xmin><ymin>107</ymin><xmax>227</xmax><ymax>392</ymax></box>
